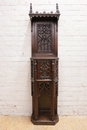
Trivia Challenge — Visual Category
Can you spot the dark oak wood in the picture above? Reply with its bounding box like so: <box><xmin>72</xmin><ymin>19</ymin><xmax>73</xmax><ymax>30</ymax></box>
<box><xmin>29</xmin><ymin>3</ymin><xmax>60</xmax><ymax>125</ymax></box>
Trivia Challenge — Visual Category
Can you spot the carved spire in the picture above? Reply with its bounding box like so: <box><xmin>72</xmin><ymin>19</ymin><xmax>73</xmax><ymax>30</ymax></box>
<box><xmin>56</xmin><ymin>3</ymin><xmax>59</xmax><ymax>13</ymax></box>
<box><xmin>30</xmin><ymin>3</ymin><xmax>32</xmax><ymax>14</ymax></box>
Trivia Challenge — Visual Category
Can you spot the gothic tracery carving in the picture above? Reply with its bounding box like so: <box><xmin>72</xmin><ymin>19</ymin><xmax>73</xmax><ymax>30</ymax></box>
<box><xmin>39</xmin><ymin>82</ymin><xmax>50</xmax><ymax>97</ymax></box>
<box><xmin>37</xmin><ymin>24</ymin><xmax>52</xmax><ymax>52</ymax></box>
<box><xmin>38</xmin><ymin>60</ymin><xmax>51</xmax><ymax>79</ymax></box>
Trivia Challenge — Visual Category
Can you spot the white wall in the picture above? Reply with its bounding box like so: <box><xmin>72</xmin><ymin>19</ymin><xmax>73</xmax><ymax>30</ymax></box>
<box><xmin>0</xmin><ymin>0</ymin><xmax>87</xmax><ymax>116</ymax></box>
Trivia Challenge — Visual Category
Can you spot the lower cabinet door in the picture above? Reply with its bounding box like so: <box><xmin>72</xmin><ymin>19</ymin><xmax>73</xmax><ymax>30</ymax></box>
<box><xmin>38</xmin><ymin>82</ymin><xmax>51</xmax><ymax>115</ymax></box>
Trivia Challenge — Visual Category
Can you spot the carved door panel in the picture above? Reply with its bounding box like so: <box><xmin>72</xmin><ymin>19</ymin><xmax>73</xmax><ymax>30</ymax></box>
<box><xmin>37</xmin><ymin>60</ymin><xmax>52</xmax><ymax>79</ymax></box>
<box><xmin>36</xmin><ymin>23</ymin><xmax>53</xmax><ymax>53</ymax></box>
<box><xmin>32</xmin><ymin>22</ymin><xmax>57</xmax><ymax>57</ymax></box>
<box><xmin>38</xmin><ymin>82</ymin><xmax>51</xmax><ymax>112</ymax></box>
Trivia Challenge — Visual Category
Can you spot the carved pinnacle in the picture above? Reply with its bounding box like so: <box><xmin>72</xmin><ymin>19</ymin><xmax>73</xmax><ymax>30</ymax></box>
<box><xmin>30</xmin><ymin>3</ymin><xmax>32</xmax><ymax>13</ymax></box>
<box><xmin>56</xmin><ymin>3</ymin><xmax>59</xmax><ymax>13</ymax></box>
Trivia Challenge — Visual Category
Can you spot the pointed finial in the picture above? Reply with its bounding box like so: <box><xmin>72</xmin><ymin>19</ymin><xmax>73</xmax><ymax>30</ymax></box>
<box><xmin>30</xmin><ymin>3</ymin><xmax>32</xmax><ymax>13</ymax></box>
<box><xmin>56</xmin><ymin>3</ymin><xmax>59</xmax><ymax>13</ymax></box>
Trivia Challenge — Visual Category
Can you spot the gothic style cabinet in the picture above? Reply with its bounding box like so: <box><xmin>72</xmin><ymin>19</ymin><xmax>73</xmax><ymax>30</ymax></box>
<box><xmin>29</xmin><ymin>3</ymin><xmax>60</xmax><ymax>125</ymax></box>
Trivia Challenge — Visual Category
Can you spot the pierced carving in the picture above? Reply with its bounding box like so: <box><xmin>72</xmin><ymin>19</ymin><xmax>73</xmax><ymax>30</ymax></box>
<box><xmin>37</xmin><ymin>24</ymin><xmax>52</xmax><ymax>52</ymax></box>
<box><xmin>38</xmin><ymin>60</ymin><xmax>51</xmax><ymax>79</ymax></box>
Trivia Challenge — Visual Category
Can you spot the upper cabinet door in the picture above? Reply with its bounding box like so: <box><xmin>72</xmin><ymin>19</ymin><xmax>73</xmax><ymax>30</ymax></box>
<box><xmin>32</xmin><ymin>20</ymin><xmax>58</xmax><ymax>57</ymax></box>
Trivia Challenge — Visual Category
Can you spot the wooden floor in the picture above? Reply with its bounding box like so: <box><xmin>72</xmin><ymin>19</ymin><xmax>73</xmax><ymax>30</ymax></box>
<box><xmin>0</xmin><ymin>116</ymin><xmax>87</xmax><ymax>130</ymax></box>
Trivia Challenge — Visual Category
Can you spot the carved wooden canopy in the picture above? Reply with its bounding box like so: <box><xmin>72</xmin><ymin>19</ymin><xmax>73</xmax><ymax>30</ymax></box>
<box><xmin>29</xmin><ymin>3</ymin><xmax>60</xmax><ymax>20</ymax></box>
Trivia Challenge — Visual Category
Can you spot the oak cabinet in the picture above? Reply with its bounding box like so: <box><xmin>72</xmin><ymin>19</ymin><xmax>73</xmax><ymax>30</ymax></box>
<box><xmin>29</xmin><ymin>3</ymin><xmax>60</xmax><ymax>125</ymax></box>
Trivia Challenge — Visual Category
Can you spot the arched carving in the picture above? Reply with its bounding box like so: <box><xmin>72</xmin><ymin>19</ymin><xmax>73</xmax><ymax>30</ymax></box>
<box><xmin>37</xmin><ymin>23</ymin><xmax>52</xmax><ymax>52</ymax></box>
